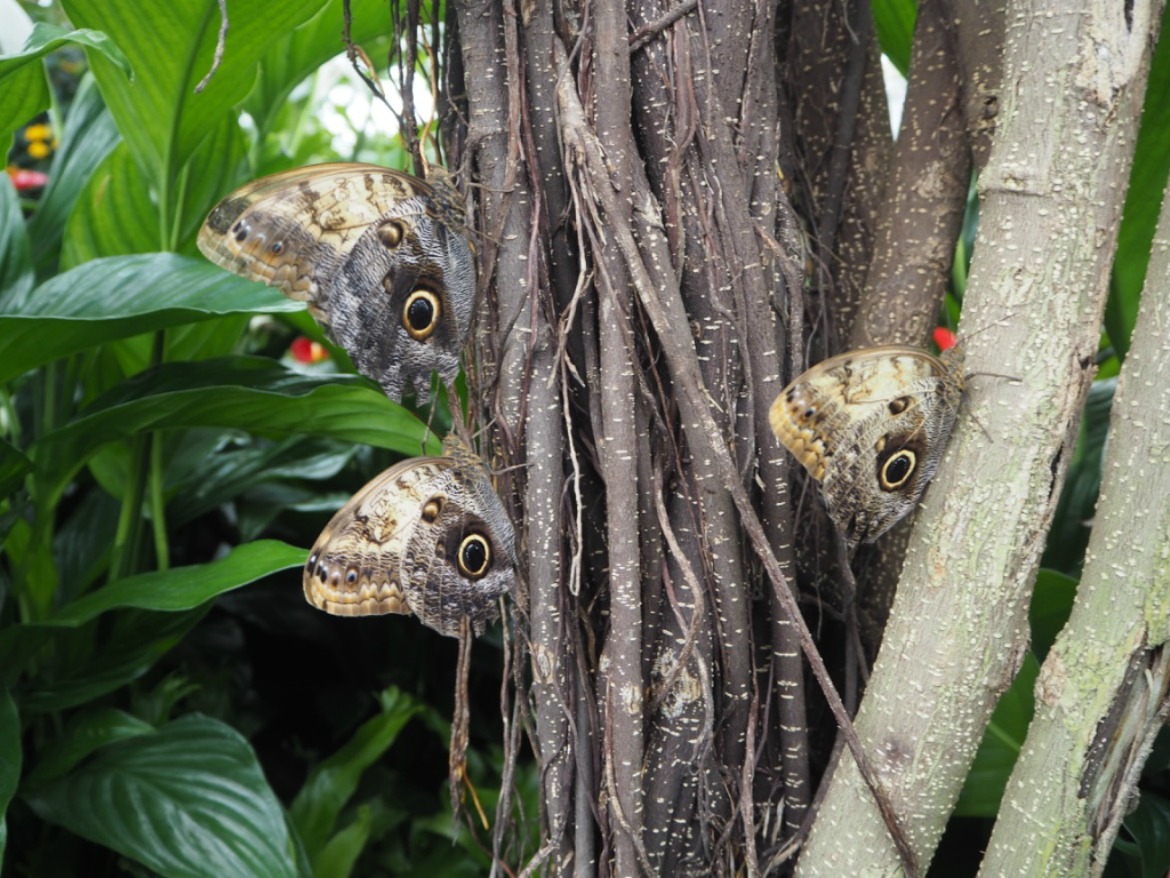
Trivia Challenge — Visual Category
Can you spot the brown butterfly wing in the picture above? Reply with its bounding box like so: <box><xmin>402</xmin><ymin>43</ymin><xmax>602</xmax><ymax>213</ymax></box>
<box><xmin>198</xmin><ymin>164</ymin><xmax>423</xmax><ymax>311</ymax></box>
<box><xmin>303</xmin><ymin>455</ymin><xmax>445</xmax><ymax>618</ymax></box>
<box><xmin>399</xmin><ymin>447</ymin><xmax>518</xmax><ymax>636</ymax></box>
<box><xmin>304</xmin><ymin>446</ymin><xmax>517</xmax><ymax>638</ymax></box>
<box><xmin>198</xmin><ymin>163</ymin><xmax>474</xmax><ymax>401</ymax></box>
<box><xmin>770</xmin><ymin>346</ymin><xmax>963</xmax><ymax>545</ymax></box>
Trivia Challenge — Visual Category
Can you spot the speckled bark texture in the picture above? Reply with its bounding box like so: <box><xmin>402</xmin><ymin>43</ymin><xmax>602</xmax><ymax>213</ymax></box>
<box><xmin>453</xmin><ymin>1</ymin><xmax>816</xmax><ymax>874</ymax></box>
<box><xmin>976</xmin><ymin>182</ymin><xmax>1170</xmax><ymax>878</ymax></box>
<box><xmin>796</xmin><ymin>2</ymin><xmax>1161</xmax><ymax>876</ymax></box>
<box><xmin>437</xmin><ymin>0</ymin><xmax>1165</xmax><ymax>874</ymax></box>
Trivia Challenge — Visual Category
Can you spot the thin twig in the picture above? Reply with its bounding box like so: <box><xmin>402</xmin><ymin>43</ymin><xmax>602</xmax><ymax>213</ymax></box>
<box><xmin>193</xmin><ymin>0</ymin><xmax>228</xmax><ymax>93</ymax></box>
<box><xmin>628</xmin><ymin>0</ymin><xmax>699</xmax><ymax>51</ymax></box>
<box><xmin>554</xmin><ymin>40</ymin><xmax>921</xmax><ymax>876</ymax></box>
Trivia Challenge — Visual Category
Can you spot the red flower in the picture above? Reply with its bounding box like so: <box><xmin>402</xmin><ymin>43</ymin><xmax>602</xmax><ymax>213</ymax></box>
<box><xmin>933</xmin><ymin>326</ymin><xmax>958</xmax><ymax>352</ymax></box>
<box><xmin>7</xmin><ymin>168</ymin><xmax>49</xmax><ymax>191</ymax></box>
<box><xmin>290</xmin><ymin>336</ymin><xmax>329</xmax><ymax>364</ymax></box>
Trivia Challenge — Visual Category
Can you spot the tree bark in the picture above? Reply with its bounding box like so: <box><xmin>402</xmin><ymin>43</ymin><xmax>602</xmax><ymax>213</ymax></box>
<box><xmin>977</xmin><ymin>178</ymin><xmax>1170</xmax><ymax>877</ymax></box>
<box><xmin>452</xmin><ymin>1</ymin><xmax>820</xmax><ymax>872</ymax></box>
<box><xmin>796</xmin><ymin>2</ymin><xmax>1160</xmax><ymax>875</ymax></box>
<box><xmin>786</xmin><ymin>0</ymin><xmax>892</xmax><ymax>354</ymax></box>
<box><xmin>851</xmin><ymin>0</ymin><xmax>971</xmax><ymax>351</ymax></box>
<box><xmin>441</xmin><ymin>1</ymin><xmax>1167</xmax><ymax>875</ymax></box>
<box><xmin>851</xmin><ymin>0</ymin><xmax>997</xmax><ymax>654</ymax></box>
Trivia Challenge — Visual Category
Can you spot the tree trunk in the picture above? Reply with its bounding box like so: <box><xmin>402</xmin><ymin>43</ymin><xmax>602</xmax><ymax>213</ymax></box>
<box><xmin>976</xmin><ymin>178</ymin><xmax>1170</xmax><ymax>878</ymax></box>
<box><xmin>443</xmin><ymin>0</ymin><xmax>1165</xmax><ymax>876</ymax></box>
<box><xmin>456</xmin><ymin>2</ymin><xmax>813</xmax><ymax>873</ymax></box>
<box><xmin>797</xmin><ymin>2</ymin><xmax>1160</xmax><ymax>875</ymax></box>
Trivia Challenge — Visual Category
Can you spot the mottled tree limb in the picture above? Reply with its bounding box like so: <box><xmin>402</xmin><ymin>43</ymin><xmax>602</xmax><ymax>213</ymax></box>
<box><xmin>980</xmin><ymin>173</ymin><xmax>1170</xmax><ymax>877</ymax></box>
<box><xmin>797</xmin><ymin>2</ymin><xmax>1158</xmax><ymax>873</ymax></box>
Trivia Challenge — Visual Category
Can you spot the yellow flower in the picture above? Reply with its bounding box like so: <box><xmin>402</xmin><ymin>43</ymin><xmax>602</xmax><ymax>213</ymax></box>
<box><xmin>27</xmin><ymin>141</ymin><xmax>52</xmax><ymax>159</ymax></box>
<box><xmin>24</xmin><ymin>123</ymin><xmax>52</xmax><ymax>142</ymax></box>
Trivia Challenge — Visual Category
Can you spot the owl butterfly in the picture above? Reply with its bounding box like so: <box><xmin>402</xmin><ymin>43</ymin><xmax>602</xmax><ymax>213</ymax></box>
<box><xmin>769</xmin><ymin>344</ymin><xmax>964</xmax><ymax>548</ymax></box>
<box><xmin>304</xmin><ymin>437</ymin><xmax>516</xmax><ymax>637</ymax></box>
<box><xmin>198</xmin><ymin>163</ymin><xmax>474</xmax><ymax>402</ymax></box>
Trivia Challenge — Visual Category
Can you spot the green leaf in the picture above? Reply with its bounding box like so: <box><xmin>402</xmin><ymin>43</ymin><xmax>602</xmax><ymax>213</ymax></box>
<box><xmin>243</xmin><ymin>0</ymin><xmax>390</xmax><ymax>140</ymax></box>
<box><xmin>46</xmin><ymin>540</ymin><xmax>306</xmax><ymax>627</ymax></box>
<box><xmin>872</xmin><ymin>0</ymin><xmax>917</xmax><ymax>76</ymax></box>
<box><xmin>168</xmin><ymin>436</ymin><xmax>358</xmax><ymax>528</ymax></box>
<box><xmin>0</xmin><ymin>690</ymin><xmax>20</xmax><ymax>865</ymax></box>
<box><xmin>28</xmin><ymin>708</ymin><xmax>154</xmax><ymax>784</ymax></box>
<box><xmin>290</xmin><ymin>687</ymin><xmax>422</xmax><ymax>860</ymax></box>
<box><xmin>29</xmin><ymin>357</ymin><xmax>435</xmax><ymax>506</ymax></box>
<box><xmin>0</xmin><ymin>22</ymin><xmax>130</xmax><ymax>149</ymax></box>
<box><xmin>0</xmin><ymin>176</ymin><xmax>33</xmax><ymax>306</ymax></box>
<box><xmin>62</xmin><ymin>115</ymin><xmax>246</xmax><ymax>264</ymax></box>
<box><xmin>25</xmin><ymin>75</ymin><xmax>122</xmax><ymax>275</ymax></box>
<box><xmin>1030</xmin><ymin>568</ymin><xmax>1078</xmax><ymax>661</ymax></box>
<box><xmin>61</xmin><ymin>141</ymin><xmax>162</xmax><ymax>265</ymax></box>
<box><xmin>176</xmin><ymin>116</ymin><xmax>248</xmax><ymax>247</ymax></box>
<box><xmin>1043</xmin><ymin>377</ymin><xmax>1114</xmax><ymax>575</ymax></box>
<box><xmin>954</xmin><ymin>654</ymin><xmax>1038</xmax><ymax>817</ymax></box>
<box><xmin>1</xmin><ymin>66</ymin><xmax>49</xmax><ymax>157</ymax></box>
<box><xmin>1108</xmin><ymin>2</ymin><xmax>1170</xmax><ymax>359</ymax></box>
<box><xmin>25</xmin><ymin>714</ymin><xmax>297</xmax><ymax>878</ymax></box>
<box><xmin>313</xmin><ymin>805</ymin><xmax>372</xmax><ymax>878</ymax></box>
<box><xmin>61</xmin><ymin>0</ymin><xmax>324</xmax><ymax>187</ymax></box>
<box><xmin>0</xmin><ymin>436</ymin><xmax>32</xmax><ymax>502</ymax></box>
<box><xmin>1124</xmin><ymin>791</ymin><xmax>1170</xmax><ymax>878</ymax></box>
<box><xmin>0</xmin><ymin>253</ymin><xmax>300</xmax><ymax>382</ymax></box>
<box><xmin>17</xmin><ymin>610</ymin><xmax>206</xmax><ymax>713</ymax></box>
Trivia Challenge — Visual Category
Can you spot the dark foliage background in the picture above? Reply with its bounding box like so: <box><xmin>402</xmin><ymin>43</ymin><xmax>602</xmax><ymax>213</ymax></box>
<box><xmin>0</xmin><ymin>0</ymin><xmax>1167</xmax><ymax>876</ymax></box>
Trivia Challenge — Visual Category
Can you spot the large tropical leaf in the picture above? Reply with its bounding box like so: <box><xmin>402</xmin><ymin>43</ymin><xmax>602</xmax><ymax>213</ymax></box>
<box><xmin>45</xmin><ymin>540</ymin><xmax>306</xmax><ymax>627</ymax></box>
<box><xmin>24</xmin><ymin>75</ymin><xmax>122</xmax><ymax>275</ymax></box>
<box><xmin>0</xmin><ymin>22</ymin><xmax>129</xmax><ymax>150</ymax></box>
<box><xmin>953</xmin><ymin>655</ymin><xmax>1039</xmax><ymax>817</ymax></box>
<box><xmin>0</xmin><ymin>437</ymin><xmax>32</xmax><ymax>501</ymax></box>
<box><xmin>0</xmin><ymin>691</ymin><xmax>20</xmax><ymax>864</ymax></box>
<box><xmin>290</xmin><ymin>687</ymin><xmax>422</xmax><ymax>861</ymax></box>
<box><xmin>243</xmin><ymin>0</ymin><xmax>392</xmax><ymax>140</ymax></box>
<box><xmin>0</xmin><ymin>253</ymin><xmax>299</xmax><ymax>381</ymax></box>
<box><xmin>14</xmin><ymin>610</ymin><xmax>206</xmax><ymax>714</ymax></box>
<box><xmin>62</xmin><ymin>115</ymin><xmax>246</xmax><ymax>264</ymax></box>
<box><xmin>25</xmin><ymin>714</ymin><xmax>297</xmax><ymax>878</ymax></box>
<box><xmin>0</xmin><ymin>176</ymin><xmax>32</xmax><ymax>306</ymax></box>
<box><xmin>28</xmin><ymin>356</ymin><xmax>434</xmax><ymax>505</ymax></box>
<box><xmin>61</xmin><ymin>0</ymin><xmax>324</xmax><ymax>186</ymax></box>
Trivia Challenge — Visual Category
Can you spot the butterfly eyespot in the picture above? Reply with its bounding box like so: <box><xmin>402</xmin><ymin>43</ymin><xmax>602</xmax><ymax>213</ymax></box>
<box><xmin>403</xmin><ymin>290</ymin><xmax>441</xmax><ymax>341</ymax></box>
<box><xmin>306</xmin><ymin>552</ymin><xmax>318</xmax><ymax>573</ymax></box>
<box><xmin>880</xmin><ymin>450</ymin><xmax>917</xmax><ymax>490</ymax></box>
<box><xmin>457</xmin><ymin>534</ymin><xmax>491</xmax><ymax>579</ymax></box>
<box><xmin>270</xmin><ymin>241</ymin><xmax>284</xmax><ymax>254</ymax></box>
<box><xmin>803</xmin><ymin>407</ymin><xmax>816</xmax><ymax>419</ymax></box>
<box><xmin>422</xmin><ymin>498</ymin><xmax>443</xmax><ymax>522</ymax></box>
<box><xmin>234</xmin><ymin>225</ymin><xmax>248</xmax><ymax>242</ymax></box>
<box><xmin>345</xmin><ymin>567</ymin><xmax>359</xmax><ymax>584</ymax></box>
<box><xmin>888</xmin><ymin>396</ymin><xmax>911</xmax><ymax>415</ymax></box>
<box><xmin>378</xmin><ymin>219</ymin><xmax>406</xmax><ymax>248</ymax></box>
